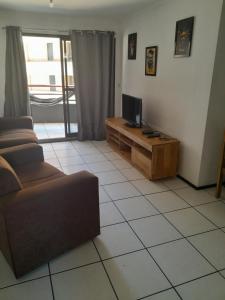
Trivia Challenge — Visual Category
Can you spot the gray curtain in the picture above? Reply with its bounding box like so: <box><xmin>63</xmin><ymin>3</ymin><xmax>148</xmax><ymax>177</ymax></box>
<box><xmin>70</xmin><ymin>30</ymin><xmax>115</xmax><ymax>140</ymax></box>
<box><xmin>4</xmin><ymin>26</ymin><xmax>30</xmax><ymax>117</ymax></box>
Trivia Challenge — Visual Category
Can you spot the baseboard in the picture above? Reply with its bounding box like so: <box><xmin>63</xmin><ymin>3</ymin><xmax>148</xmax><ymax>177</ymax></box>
<box><xmin>177</xmin><ymin>175</ymin><xmax>223</xmax><ymax>190</ymax></box>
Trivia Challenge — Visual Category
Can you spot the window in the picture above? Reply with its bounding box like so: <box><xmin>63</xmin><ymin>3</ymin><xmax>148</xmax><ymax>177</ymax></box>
<box><xmin>49</xmin><ymin>75</ymin><xmax>56</xmax><ymax>91</ymax></box>
<box><xmin>47</xmin><ymin>43</ymin><xmax>54</xmax><ymax>61</ymax></box>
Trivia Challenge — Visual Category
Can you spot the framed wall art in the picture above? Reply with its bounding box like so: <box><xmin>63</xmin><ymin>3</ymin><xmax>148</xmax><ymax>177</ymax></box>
<box><xmin>128</xmin><ymin>33</ymin><xmax>137</xmax><ymax>60</ymax></box>
<box><xmin>174</xmin><ymin>17</ymin><xmax>194</xmax><ymax>57</ymax></box>
<box><xmin>145</xmin><ymin>46</ymin><xmax>158</xmax><ymax>76</ymax></box>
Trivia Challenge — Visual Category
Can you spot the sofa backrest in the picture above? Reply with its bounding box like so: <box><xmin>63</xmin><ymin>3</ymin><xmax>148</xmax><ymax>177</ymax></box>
<box><xmin>0</xmin><ymin>156</ymin><xmax>23</xmax><ymax>197</ymax></box>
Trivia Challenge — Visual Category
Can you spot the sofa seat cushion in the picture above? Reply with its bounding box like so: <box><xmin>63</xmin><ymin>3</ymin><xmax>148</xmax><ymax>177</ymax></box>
<box><xmin>0</xmin><ymin>156</ymin><xmax>23</xmax><ymax>196</ymax></box>
<box><xmin>0</xmin><ymin>129</ymin><xmax>38</xmax><ymax>149</ymax></box>
<box><xmin>15</xmin><ymin>162</ymin><xmax>65</xmax><ymax>188</ymax></box>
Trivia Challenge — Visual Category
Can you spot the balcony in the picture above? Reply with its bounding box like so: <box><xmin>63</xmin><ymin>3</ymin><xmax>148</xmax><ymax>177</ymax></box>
<box><xmin>29</xmin><ymin>84</ymin><xmax>78</xmax><ymax>140</ymax></box>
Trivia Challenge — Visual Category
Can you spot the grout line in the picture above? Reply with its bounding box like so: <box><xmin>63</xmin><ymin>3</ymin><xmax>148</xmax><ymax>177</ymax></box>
<box><xmin>48</xmin><ymin>263</ymin><xmax>55</xmax><ymax>300</ymax></box>
<box><xmin>137</xmin><ymin>190</ymin><xmax>222</xmax><ymax>274</ymax></box>
<box><xmin>137</xmin><ymin>287</ymin><xmax>179</xmax><ymax>300</ymax></box>
<box><xmin>0</xmin><ymin>274</ymin><xmax>50</xmax><ymax>290</ymax></box>
<box><xmin>172</xmin><ymin>190</ymin><xmax>224</xmax><ymax>228</ymax></box>
<box><xmin>48</xmin><ymin>260</ymin><xmax>101</xmax><ymax>277</ymax></box>
<box><xmin>159</xmin><ymin>212</ymin><xmax>219</xmax><ymax>272</ymax></box>
<box><xmin>111</xmin><ymin>200</ymin><xmax>183</xmax><ymax>300</ymax></box>
<box><xmin>4</xmin><ymin>142</ymin><xmax>223</xmax><ymax>296</ymax></box>
<box><xmin>91</xmin><ymin>240</ymin><xmax>119</xmax><ymax>300</ymax></box>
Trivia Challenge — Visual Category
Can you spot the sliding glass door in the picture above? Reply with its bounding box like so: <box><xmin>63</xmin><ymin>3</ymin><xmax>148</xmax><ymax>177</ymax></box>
<box><xmin>23</xmin><ymin>34</ymin><xmax>77</xmax><ymax>141</ymax></box>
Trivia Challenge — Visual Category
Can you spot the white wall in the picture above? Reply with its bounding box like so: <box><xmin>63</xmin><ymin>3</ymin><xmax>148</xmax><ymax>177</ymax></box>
<box><xmin>198</xmin><ymin>0</ymin><xmax>225</xmax><ymax>186</ymax></box>
<box><xmin>122</xmin><ymin>0</ymin><xmax>223</xmax><ymax>186</ymax></box>
<box><xmin>0</xmin><ymin>9</ymin><xmax>122</xmax><ymax>117</ymax></box>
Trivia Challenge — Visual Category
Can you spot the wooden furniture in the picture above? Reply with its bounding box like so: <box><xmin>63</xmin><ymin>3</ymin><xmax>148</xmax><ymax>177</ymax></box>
<box><xmin>105</xmin><ymin>117</ymin><xmax>179</xmax><ymax>180</ymax></box>
<box><xmin>216</xmin><ymin>131</ymin><xmax>225</xmax><ymax>198</ymax></box>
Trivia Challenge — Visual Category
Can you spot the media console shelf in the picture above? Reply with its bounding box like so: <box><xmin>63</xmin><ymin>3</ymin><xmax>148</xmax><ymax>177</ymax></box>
<box><xmin>105</xmin><ymin>117</ymin><xmax>179</xmax><ymax>180</ymax></box>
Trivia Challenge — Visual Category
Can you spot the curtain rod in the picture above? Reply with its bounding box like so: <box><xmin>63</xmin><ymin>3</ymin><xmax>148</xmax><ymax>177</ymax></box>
<box><xmin>1</xmin><ymin>26</ymin><xmax>68</xmax><ymax>33</ymax></box>
<box><xmin>2</xmin><ymin>27</ymin><xmax>115</xmax><ymax>35</ymax></box>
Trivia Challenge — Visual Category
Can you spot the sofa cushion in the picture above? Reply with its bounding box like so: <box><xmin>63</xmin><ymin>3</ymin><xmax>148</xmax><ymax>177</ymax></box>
<box><xmin>15</xmin><ymin>161</ymin><xmax>65</xmax><ymax>188</ymax></box>
<box><xmin>0</xmin><ymin>156</ymin><xmax>23</xmax><ymax>196</ymax></box>
<box><xmin>0</xmin><ymin>129</ymin><xmax>38</xmax><ymax>149</ymax></box>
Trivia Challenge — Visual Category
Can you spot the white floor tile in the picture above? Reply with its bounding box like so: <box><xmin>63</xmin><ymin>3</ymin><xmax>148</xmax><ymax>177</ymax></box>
<box><xmin>40</xmin><ymin>143</ymin><xmax>53</xmax><ymax>151</ymax></box>
<box><xmin>130</xmin><ymin>215</ymin><xmax>181</xmax><ymax>247</ymax></box>
<box><xmin>104</xmin><ymin>151</ymin><xmax>122</xmax><ymax>161</ymax></box>
<box><xmin>0</xmin><ymin>277</ymin><xmax>53</xmax><ymax>300</ymax></box>
<box><xmin>120</xmin><ymin>167</ymin><xmax>145</xmax><ymax>180</ymax></box>
<box><xmin>88</xmin><ymin>161</ymin><xmax>116</xmax><ymax>173</ymax></box>
<box><xmin>52</xmin><ymin>262</ymin><xmax>116</xmax><ymax>300</ymax></box>
<box><xmin>45</xmin><ymin>158</ymin><xmax>61</xmax><ymax>169</ymax></box>
<box><xmin>175</xmin><ymin>187</ymin><xmax>217</xmax><ymax>206</ymax></box>
<box><xmin>92</xmin><ymin>140</ymin><xmax>108</xmax><ymax>147</ymax></box>
<box><xmin>100</xmin><ymin>203</ymin><xmax>124</xmax><ymax>226</ymax></box>
<box><xmin>58</xmin><ymin>155</ymin><xmax>84</xmax><ymax>167</ymax></box>
<box><xmin>74</xmin><ymin>146</ymin><xmax>101</xmax><ymax>155</ymax></box>
<box><xmin>55</xmin><ymin>149</ymin><xmax>79</xmax><ymax>158</ymax></box>
<box><xmin>149</xmin><ymin>239</ymin><xmax>215</xmax><ymax>285</ymax></box>
<box><xmin>97</xmin><ymin>145</ymin><xmax>114</xmax><ymax>153</ymax></box>
<box><xmin>146</xmin><ymin>191</ymin><xmax>190</xmax><ymax>213</ymax></box>
<box><xmin>165</xmin><ymin>208</ymin><xmax>216</xmax><ymax>236</ymax></box>
<box><xmin>62</xmin><ymin>164</ymin><xmax>90</xmax><ymax>175</ymax></box>
<box><xmin>188</xmin><ymin>230</ymin><xmax>225</xmax><ymax>269</ymax></box>
<box><xmin>43</xmin><ymin>151</ymin><xmax>57</xmax><ymax>159</ymax></box>
<box><xmin>99</xmin><ymin>187</ymin><xmax>112</xmax><ymax>203</ymax></box>
<box><xmin>104</xmin><ymin>182</ymin><xmax>141</xmax><ymax>200</ymax></box>
<box><xmin>115</xmin><ymin>196</ymin><xmax>159</xmax><ymax>220</ymax></box>
<box><xmin>52</xmin><ymin>142</ymin><xmax>73</xmax><ymax>150</ymax></box>
<box><xmin>81</xmin><ymin>153</ymin><xmax>107</xmax><ymax>163</ymax></box>
<box><xmin>176</xmin><ymin>273</ymin><xmax>225</xmax><ymax>300</ymax></box>
<box><xmin>144</xmin><ymin>289</ymin><xmax>180</xmax><ymax>300</ymax></box>
<box><xmin>94</xmin><ymin>223</ymin><xmax>143</xmax><ymax>259</ymax></box>
<box><xmin>104</xmin><ymin>250</ymin><xmax>171</xmax><ymax>300</ymax></box>
<box><xmin>49</xmin><ymin>241</ymin><xmax>100</xmax><ymax>274</ymax></box>
<box><xmin>162</xmin><ymin>177</ymin><xmax>189</xmax><ymax>190</ymax></box>
<box><xmin>131</xmin><ymin>179</ymin><xmax>168</xmax><ymax>195</ymax></box>
<box><xmin>96</xmin><ymin>170</ymin><xmax>127</xmax><ymax>185</ymax></box>
<box><xmin>112</xmin><ymin>159</ymin><xmax>132</xmax><ymax>170</ymax></box>
<box><xmin>0</xmin><ymin>252</ymin><xmax>49</xmax><ymax>289</ymax></box>
<box><xmin>206</xmin><ymin>187</ymin><xmax>225</xmax><ymax>200</ymax></box>
<box><xmin>196</xmin><ymin>202</ymin><xmax>225</xmax><ymax>227</ymax></box>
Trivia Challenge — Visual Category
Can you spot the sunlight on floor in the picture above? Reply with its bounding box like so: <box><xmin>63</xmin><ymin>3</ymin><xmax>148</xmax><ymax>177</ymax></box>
<box><xmin>33</xmin><ymin>123</ymin><xmax>78</xmax><ymax>139</ymax></box>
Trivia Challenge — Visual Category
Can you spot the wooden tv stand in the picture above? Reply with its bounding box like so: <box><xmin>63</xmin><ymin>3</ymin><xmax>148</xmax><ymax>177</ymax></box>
<box><xmin>105</xmin><ymin>118</ymin><xmax>179</xmax><ymax>180</ymax></box>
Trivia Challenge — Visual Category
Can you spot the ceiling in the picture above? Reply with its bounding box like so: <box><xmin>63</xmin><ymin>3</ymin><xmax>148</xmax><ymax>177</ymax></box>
<box><xmin>0</xmin><ymin>0</ymin><xmax>153</xmax><ymax>16</ymax></box>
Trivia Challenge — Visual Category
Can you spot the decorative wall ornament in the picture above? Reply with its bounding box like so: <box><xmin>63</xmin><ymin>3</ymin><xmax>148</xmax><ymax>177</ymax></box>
<box><xmin>174</xmin><ymin>17</ymin><xmax>194</xmax><ymax>57</ymax></box>
<box><xmin>145</xmin><ymin>46</ymin><xmax>158</xmax><ymax>76</ymax></box>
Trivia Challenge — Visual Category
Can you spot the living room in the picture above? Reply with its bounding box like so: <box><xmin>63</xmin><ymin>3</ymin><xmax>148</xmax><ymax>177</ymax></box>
<box><xmin>0</xmin><ymin>0</ymin><xmax>225</xmax><ymax>299</ymax></box>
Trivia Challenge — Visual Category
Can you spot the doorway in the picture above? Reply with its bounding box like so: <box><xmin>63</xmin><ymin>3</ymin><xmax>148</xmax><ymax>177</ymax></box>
<box><xmin>23</xmin><ymin>35</ymin><xmax>77</xmax><ymax>141</ymax></box>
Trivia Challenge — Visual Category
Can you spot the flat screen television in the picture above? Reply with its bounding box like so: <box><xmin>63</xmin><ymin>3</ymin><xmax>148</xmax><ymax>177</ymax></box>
<box><xmin>122</xmin><ymin>94</ymin><xmax>142</xmax><ymax>128</ymax></box>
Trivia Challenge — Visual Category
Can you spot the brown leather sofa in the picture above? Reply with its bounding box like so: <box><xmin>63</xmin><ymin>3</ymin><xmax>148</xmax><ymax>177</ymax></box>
<box><xmin>0</xmin><ymin>116</ymin><xmax>38</xmax><ymax>149</ymax></box>
<box><xmin>0</xmin><ymin>143</ymin><xmax>100</xmax><ymax>278</ymax></box>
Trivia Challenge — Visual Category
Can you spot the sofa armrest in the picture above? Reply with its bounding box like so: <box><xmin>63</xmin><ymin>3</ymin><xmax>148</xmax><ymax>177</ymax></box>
<box><xmin>0</xmin><ymin>116</ymin><xmax>33</xmax><ymax>130</ymax></box>
<box><xmin>0</xmin><ymin>143</ymin><xmax>44</xmax><ymax>167</ymax></box>
<box><xmin>1</xmin><ymin>171</ymin><xmax>100</xmax><ymax>277</ymax></box>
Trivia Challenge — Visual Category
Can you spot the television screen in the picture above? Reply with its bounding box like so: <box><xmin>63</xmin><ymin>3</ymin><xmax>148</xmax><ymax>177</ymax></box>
<box><xmin>122</xmin><ymin>94</ymin><xmax>142</xmax><ymax>128</ymax></box>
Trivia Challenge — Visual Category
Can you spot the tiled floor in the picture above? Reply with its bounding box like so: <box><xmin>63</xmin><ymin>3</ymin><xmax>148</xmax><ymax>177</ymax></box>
<box><xmin>1</xmin><ymin>140</ymin><xmax>225</xmax><ymax>299</ymax></box>
<box><xmin>33</xmin><ymin>123</ymin><xmax>78</xmax><ymax>139</ymax></box>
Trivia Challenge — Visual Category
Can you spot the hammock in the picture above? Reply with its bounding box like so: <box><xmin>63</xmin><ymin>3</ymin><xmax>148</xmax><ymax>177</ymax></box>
<box><xmin>30</xmin><ymin>91</ymin><xmax>74</xmax><ymax>107</ymax></box>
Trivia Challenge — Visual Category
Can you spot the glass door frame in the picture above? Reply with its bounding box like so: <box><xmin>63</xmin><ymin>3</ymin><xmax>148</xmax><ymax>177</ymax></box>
<box><xmin>23</xmin><ymin>32</ymin><xmax>77</xmax><ymax>143</ymax></box>
<box><xmin>60</xmin><ymin>36</ymin><xmax>77</xmax><ymax>138</ymax></box>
